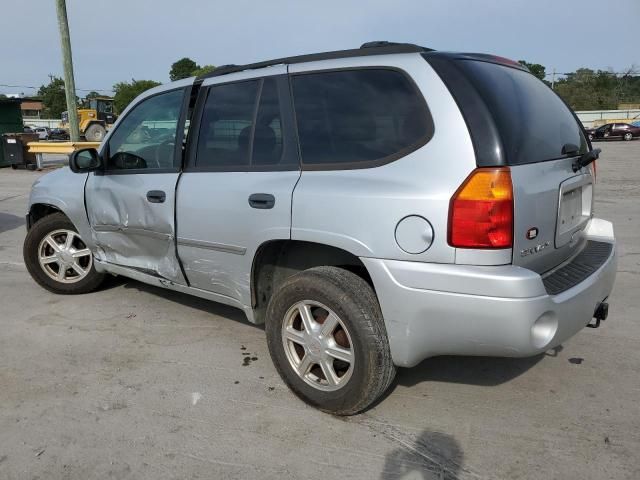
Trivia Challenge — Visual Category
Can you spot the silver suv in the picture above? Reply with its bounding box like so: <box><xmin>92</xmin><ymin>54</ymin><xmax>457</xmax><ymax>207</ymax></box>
<box><xmin>23</xmin><ymin>42</ymin><xmax>617</xmax><ymax>415</ymax></box>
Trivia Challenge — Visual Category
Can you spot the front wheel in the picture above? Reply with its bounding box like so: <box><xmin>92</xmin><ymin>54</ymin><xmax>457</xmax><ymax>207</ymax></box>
<box><xmin>84</xmin><ymin>123</ymin><xmax>106</xmax><ymax>142</ymax></box>
<box><xmin>265</xmin><ymin>266</ymin><xmax>395</xmax><ymax>415</ymax></box>
<box><xmin>23</xmin><ymin>212</ymin><xmax>105</xmax><ymax>294</ymax></box>
<box><xmin>623</xmin><ymin>132</ymin><xmax>633</xmax><ymax>141</ymax></box>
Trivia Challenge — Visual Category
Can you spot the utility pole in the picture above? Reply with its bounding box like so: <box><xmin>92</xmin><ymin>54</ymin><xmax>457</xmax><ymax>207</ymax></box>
<box><xmin>551</xmin><ymin>68</ymin><xmax>556</xmax><ymax>90</ymax></box>
<box><xmin>55</xmin><ymin>0</ymin><xmax>80</xmax><ymax>142</ymax></box>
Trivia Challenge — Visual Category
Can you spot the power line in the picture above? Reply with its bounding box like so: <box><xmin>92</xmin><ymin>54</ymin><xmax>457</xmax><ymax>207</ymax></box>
<box><xmin>0</xmin><ymin>82</ymin><xmax>114</xmax><ymax>93</ymax></box>
<box><xmin>544</xmin><ymin>72</ymin><xmax>640</xmax><ymax>77</ymax></box>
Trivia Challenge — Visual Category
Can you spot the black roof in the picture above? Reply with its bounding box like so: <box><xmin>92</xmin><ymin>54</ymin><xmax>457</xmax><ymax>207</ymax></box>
<box><xmin>197</xmin><ymin>41</ymin><xmax>435</xmax><ymax>80</ymax></box>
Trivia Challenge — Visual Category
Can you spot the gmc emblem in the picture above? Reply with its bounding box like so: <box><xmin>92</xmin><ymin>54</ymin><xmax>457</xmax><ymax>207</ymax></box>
<box><xmin>526</xmin><ymin>227</ymin><xmax>539</xmax><ymax>240</ymax></box>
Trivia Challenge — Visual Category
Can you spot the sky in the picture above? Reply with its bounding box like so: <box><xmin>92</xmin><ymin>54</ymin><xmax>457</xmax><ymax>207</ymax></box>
<box><xmin>1</xmin><ymin>0</ymin><xmax>638</xmax><ymax>97</ymax></box>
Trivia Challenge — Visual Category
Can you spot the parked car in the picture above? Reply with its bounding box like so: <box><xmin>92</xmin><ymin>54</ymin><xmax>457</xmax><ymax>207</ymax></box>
<box><xmin>23</xmin><ymin>126</ymin><xmax>35</xmax><ymax>133</ymax></box>
<box><xmin>587</xmin><ymin>122</ymin><xmax>640</xmax><ymax>141</ymax></box>
<box><xmin>22</xmin><ymin>42</ymin><xmax>617</xmax><ymax>415</ymax></box>
<box><xmin>584</xmin><ymin>127</ymin><xmax>596</xmax><ymax>141</ymax></box>
<box><xmin>48</xmin><ymin>128</ymin><xmax>69</xmax><ymax>141</ymax></box>
<box><xmin>33</xmin><ymin>127</ymin><xmax>50</xmax><ymax>140</ymax></box>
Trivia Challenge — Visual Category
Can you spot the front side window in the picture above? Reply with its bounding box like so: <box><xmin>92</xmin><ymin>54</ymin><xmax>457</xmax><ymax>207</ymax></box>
<box><xmin>107</xmin><ymin>89</ymin><xmax>184</xmax><ymax>171</ymax></box>
<box><xmin>291</xmin><ymin>69</ymin><xmax>432</xmax><ymax>168</ymax></box>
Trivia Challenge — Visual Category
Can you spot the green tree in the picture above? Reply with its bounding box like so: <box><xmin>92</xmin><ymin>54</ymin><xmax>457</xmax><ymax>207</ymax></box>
<box><xmin>555</xmin><ymin>69</ymin><xmax>615</xmax><ymax>110</ymax></box>
<box><xmin>170</xmin><ymin>57</ymin><xmax>198</xmax><ymax>81</ymax></box>
<box><xmin>112</xmin><ymin>79</ymin><xmax>161</xmax><ymax>113</ymax></box>
<box><xmin>191</xmin><ymin>64</ymin><xmax>216</xmax><ymax>77</ymax></box>
<box><xmin>37</xmin><ymin>77</ymin><xmax>67</xmax><ymax>118</ymax></box>
<box><xmin>518</xmin><ymin>60</ymin><xmax>547</xmax><ymax>81</ymax></box>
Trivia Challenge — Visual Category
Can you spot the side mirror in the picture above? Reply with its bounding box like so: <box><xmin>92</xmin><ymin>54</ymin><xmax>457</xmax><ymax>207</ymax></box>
<box><xmin>69</xmin><ymin>148</ymin><xmax>102</xmax><ymax>173</ymax></box>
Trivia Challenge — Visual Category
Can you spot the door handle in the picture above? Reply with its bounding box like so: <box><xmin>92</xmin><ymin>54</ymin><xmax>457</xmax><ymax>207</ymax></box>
<box><xmin>248</xmin><ymin>193</ymin><xmax>275</xmax><ymax>209</ymax></box>
<box><xmin>146</xmin><ymin>190</ymin><xmax>166</xmax><ymax>203</ymax></box>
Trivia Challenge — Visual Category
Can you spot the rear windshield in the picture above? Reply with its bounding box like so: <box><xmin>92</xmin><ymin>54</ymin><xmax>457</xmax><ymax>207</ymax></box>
<box><xmin>457</xmin><ymin>60</ymin><xmax>588</xmax><ymax>165</ymax></box>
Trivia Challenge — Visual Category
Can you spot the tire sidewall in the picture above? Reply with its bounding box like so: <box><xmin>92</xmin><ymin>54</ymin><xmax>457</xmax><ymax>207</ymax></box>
<box><xmin>266</xmin><ymin>269</ymin><xmax>384</xmax><ymax>413</ymax></box>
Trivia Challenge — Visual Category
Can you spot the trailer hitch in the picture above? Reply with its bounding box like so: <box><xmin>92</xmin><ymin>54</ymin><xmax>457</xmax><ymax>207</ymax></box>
<box><xmin>587</xmin><ymin>302</ymin><xmax>609</xmax><ymax>328</ymax></box>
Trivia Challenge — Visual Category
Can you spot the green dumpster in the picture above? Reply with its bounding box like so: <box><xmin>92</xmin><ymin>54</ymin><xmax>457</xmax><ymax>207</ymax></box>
<box><xmin>0</xmin><ymin>98</ymin><xmax>24</xmax><ymax>168</ymax></box>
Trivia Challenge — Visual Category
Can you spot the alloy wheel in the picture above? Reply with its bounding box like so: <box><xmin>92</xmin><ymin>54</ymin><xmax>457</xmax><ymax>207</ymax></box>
<box><xmin>281</xmin><ymin>300</ymin><xmax>354</xmax><ymax>391</ymax></box>
<box><xmin>37</xmin><ymin>229</ymin><xmax>92</xmax><ymax>284</ymax></box>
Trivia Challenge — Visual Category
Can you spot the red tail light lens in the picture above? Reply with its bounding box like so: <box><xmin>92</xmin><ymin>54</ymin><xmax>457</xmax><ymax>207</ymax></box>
<box><xmin>448</xmin><ymin>168</ymin><xmax>513</xmax><ymax>248</ymax></box>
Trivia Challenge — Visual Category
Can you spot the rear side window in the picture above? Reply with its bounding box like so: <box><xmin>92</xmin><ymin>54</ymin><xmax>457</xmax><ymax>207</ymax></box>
<box><xmin>196</xmin><ymin>81</ymin><xmax>259</xmax><ymax>168</ymax></box>
<box><xmin>292</xmin><ymin>69</ymin><xmax>432</xmax><ymax>168</ymax></box>
<box><xmin>457</xmin><ymin>61</ymin><xmax>588</xmax><ymax>165</ymax></box>
<box><xmin>195</xmin><ymin>78</ymin><xmax>291</xmax><ymax>169</ymax></box>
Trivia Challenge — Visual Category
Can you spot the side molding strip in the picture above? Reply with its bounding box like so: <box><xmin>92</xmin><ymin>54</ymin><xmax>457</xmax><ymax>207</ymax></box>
<box><xmin>93</xmin><ymin>224</ymin><xmax>173</xmax><ymax>241</ymax></box>
<box><xmin>177</xmin><ymin>237</ymin><xmax>247</xmax><ymax>255</ymax></box>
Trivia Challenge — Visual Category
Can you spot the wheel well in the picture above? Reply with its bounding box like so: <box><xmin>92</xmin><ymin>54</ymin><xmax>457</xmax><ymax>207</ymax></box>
<box><xmin>27</xmin><ymin>204</ymin><xmax>62</xmax><ymax>230</ymax></box>
<box><xmin>251</xmin><ymin>240</ymin><xmax>373</xmax><ymax>324</ymax></box>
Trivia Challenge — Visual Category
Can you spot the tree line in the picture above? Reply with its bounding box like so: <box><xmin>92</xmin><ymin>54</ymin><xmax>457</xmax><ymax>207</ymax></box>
<box><xmin>29</xmin><ymin>58</ymin><xmax>640</xmax><ymax>119</ymax></box>
<box><xmin>518</xmin><ymin>60</ymin><xmax>640</xmax><ymax>110</ymax></box>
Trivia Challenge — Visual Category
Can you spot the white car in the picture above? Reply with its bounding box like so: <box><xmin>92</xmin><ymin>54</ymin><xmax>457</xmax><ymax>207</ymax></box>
<box><xmin>33</xmin><ymin>127</ymin><xmax>50</xmax><ymax>140</ymax></box>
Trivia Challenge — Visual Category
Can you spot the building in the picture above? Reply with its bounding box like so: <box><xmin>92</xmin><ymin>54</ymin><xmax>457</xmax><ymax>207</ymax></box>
<box><xmin>19</xmin><ymin>97</ymin><xmax>44</xmax><ymax>119</ymax></box>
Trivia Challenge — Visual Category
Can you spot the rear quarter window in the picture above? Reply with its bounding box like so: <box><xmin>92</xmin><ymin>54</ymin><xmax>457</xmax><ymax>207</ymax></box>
<box><xmin>291</xmin><ymin>69</ymin><xmax>433</xmax><ymax>169</ymax></box>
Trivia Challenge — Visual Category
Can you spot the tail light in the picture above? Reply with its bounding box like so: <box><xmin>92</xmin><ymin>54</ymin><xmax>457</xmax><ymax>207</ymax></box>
<box><xmin>448</xmin><ymin>167</ymin><xmax>513</xmax><ymax>249</ymax></box>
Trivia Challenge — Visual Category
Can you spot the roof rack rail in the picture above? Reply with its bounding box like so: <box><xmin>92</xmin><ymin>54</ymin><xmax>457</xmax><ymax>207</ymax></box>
<box><xmin>197</xmin><ymin>41</ymin><xmax>435</xmax><ymax>80</ymax></box>
<box><xmin>360</xmin><ymin>41</ymin><xmax>433</xmax><ymax>51</ymax></box>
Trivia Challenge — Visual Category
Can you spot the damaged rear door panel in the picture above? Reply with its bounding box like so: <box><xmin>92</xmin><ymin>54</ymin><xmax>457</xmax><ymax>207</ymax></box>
<box><xmin>85</xmin><ymin>85</ymin><xmax>191</xmax><ymax>283</ymax></box>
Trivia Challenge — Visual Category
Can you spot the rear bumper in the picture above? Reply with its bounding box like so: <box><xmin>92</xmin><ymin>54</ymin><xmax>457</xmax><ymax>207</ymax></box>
<box><xmin>362</xmin><ymin>218</ymin><xmax>617</xmax><ymax>367</ymax></box>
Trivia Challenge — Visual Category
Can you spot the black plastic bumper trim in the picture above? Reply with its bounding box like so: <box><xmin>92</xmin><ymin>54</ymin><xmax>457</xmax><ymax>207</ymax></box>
<box><xmin>542</xmin><ymin>240</ymin><xmax>613</xmax><ymax>295</ymax></box>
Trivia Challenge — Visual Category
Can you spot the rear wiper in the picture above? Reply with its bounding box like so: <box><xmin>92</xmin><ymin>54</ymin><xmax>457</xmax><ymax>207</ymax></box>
<box><xmin>572</xmin><ymin>148</ymin><xmax>601</xmax><ymax>173</ymax></box>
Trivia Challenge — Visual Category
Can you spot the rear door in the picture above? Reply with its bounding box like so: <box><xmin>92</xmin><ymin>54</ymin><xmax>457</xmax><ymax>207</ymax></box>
<box><xmin>85</xmin><ymin>85</ymin><xmax>190</xmax><ymax>283</ymax></box>
<box><xmin>176</xmin><ymin>68</ymin><xmax>300</xmax><ymax>304</ymax></box>
<box><xmin>428</xmin><ymin>56</ymin><xmax>594</xmax><ymax>273</ymax></box>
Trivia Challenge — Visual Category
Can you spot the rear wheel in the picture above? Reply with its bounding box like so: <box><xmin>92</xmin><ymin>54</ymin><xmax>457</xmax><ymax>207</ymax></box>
<box><xmin>23</xmin><ymin>213</ymin><xmax>105</xmax><ymax>294</ymax></box>
<box><xmin>84</xmin><ymin>123</ymin><xmax>107</xmax><ymax>142</ymax></box>
<box><xmin>623</xmin><ymin>132</ymin><xmax>633</xmax><ymax>141</ymax></box>
<box><xmin>265</xmin><ymin>266</ymin><xmax>395</xmax><ymax>415</ymax></box>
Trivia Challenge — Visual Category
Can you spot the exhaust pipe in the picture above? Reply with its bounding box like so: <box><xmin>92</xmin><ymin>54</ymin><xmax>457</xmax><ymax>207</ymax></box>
<box><xmin>587</xmin><ymin>302</ymin><xmax>609</xmax><ymax>328</ymax></box>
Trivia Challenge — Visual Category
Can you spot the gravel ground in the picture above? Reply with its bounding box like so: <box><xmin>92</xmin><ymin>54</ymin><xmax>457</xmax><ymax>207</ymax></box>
<box><xmin>0</xmin><ymin>141</ymin><xmax>639</xmax><ymax>480</ymax></box>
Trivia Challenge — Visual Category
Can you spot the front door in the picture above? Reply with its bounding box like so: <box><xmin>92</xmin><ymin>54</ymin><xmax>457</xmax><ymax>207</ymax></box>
<box><xmin>85</xmin><ymin>86</ymin><xmax>189</xmax><ymax>283</ymax></box>
<box><xmin>176</xmin><ymin>69</ymin><xmax>300</xmax><ymax>305</ymax></box>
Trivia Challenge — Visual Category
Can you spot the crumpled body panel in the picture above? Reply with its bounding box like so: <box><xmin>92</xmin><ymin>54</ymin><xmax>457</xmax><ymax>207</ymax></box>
<box><xmin>85</xmin><ymin>172</ymin><xmax>185</xmax><ymax>284</ymax></box>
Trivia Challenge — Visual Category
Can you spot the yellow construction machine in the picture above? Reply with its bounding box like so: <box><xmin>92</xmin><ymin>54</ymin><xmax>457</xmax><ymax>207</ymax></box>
<box><xmin>61</xmin><ymin>97</ymin><xmax>118</xmax><ymax>142</ymax></box>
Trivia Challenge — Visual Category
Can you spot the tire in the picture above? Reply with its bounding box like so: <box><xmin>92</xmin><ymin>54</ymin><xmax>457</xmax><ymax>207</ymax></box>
<box><xmin>84</xmin><ymin>123</ymin><xmax>106</xmax><ymax>142</ymax></box>
<box><xmin>588</xmin><ymin>134</ymin><xmax>594</xmax><ymax>141</ymax></box>
<box><xmin>23</xmin><ymin>212</ymin><xmax>105</xmax><ymax>294</ymax></box>
<box><xmin>265</xmin><ymin>266</ymin><xmax>396</xmax><ymax>415</ymax></box>
<box><xmin>623</xmin><ymin>132</ymin><xmax>633</xmax><ymax>141</ymax></box>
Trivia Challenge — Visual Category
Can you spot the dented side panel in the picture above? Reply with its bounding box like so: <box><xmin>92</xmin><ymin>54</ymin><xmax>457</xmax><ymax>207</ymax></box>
<box><xmin>85</xmin><ymin>172</ymin><xmax>185</xmax><ymax>283</ymax></box>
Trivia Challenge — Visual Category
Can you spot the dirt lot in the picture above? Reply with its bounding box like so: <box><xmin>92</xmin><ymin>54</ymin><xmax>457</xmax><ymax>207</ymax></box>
<box><xmin>1</xmin><ymin>142</ymin><xmax>639</xmax><ymax>480</ymax></box>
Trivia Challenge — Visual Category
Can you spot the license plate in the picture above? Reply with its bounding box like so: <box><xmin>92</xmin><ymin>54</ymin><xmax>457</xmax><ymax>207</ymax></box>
<box><xmin>556</xmin><ymin>175</ymin><xmax>593</xmax><ymax>248</ymax></box>
<box><xmin>559</xmin><ymin>187</ymin><xmax>583</xmax><ymax>233</ymax></box>
<box><xmin>7</xmin><ymin>139</ymin><xmax>16</xmax><ymax>144</ymax></box>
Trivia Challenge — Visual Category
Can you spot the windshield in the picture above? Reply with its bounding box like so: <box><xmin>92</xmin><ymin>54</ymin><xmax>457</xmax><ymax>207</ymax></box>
<box><xmin>456</xmin><ymin>60</ymin><xmax>588</xmax><ymax>165</ymax></box>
